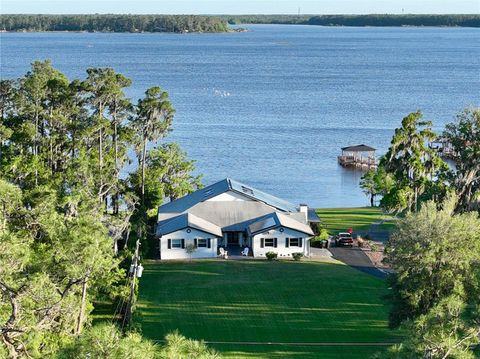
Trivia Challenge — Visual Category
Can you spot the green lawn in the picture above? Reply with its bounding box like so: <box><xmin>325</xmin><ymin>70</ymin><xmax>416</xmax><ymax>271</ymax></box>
<box><xmin>315</xmin><ymin>207</ymin><xmax>395</xmax><ymax>235</ymax></box>
<box><xmin>137</xmin><ymin>260</ymin><xmax>400</xmax><ymax>358</ymax></box>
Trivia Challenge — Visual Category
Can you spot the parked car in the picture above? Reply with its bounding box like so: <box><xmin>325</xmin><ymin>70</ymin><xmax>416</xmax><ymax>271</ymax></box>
<box><xmin>335</xmin><ymin>232</ymin><xmax>354</xmax><ymax>247</ymax></box>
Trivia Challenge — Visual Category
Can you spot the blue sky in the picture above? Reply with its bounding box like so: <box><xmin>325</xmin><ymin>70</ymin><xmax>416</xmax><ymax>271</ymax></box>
<box><xmin>2</xmin><ymin>0</ymin><xmax>479</xmax><ymax>14</ymax></box>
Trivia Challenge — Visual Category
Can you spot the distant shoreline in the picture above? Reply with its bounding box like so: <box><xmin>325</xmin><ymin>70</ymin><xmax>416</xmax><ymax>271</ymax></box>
<box><xmin>1</xmin><ymin>14</ymin><xmax>479</xmax><ymax>33</ymax></box>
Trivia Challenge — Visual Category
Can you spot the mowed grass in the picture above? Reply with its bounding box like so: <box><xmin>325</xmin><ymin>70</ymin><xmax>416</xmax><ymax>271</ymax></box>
<box><xmin>315</xmin><ymin>207</ymin><xmax>395</xmax><ymax>235</ymax></box>
<box><xmin>137</xmin><ymin>260</ymin><xmax>400</xmax><ymax>358</ymax></box>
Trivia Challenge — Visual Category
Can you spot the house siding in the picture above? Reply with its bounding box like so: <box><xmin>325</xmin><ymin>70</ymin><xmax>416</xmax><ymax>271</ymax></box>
<box><xmin>160</xmin><ymin>228</ymin><xmax>219</xmax><ymax>260</ymax></box>
<box><xmin>251</xmin><ymin>227</ymin><xmax>311</xmax><ymax>258</ymax></box>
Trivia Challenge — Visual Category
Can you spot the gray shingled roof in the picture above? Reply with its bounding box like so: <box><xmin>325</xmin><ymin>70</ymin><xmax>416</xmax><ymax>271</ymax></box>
<box><xmin>158</xmin><ymin>178</ymin><xmax>298</xmax><ymax>214</ymax></box>
<box><xmin>247</xmin><ymin>212</ymin><xmax>314</xmax><ymax>236</ymax></box>
<box><xmin>189</xmin><ymin>201</ymin><xmax>277</xmax><ymax>228</ymax></box>
<box><xmin>156</xmin><ymin>213</ymin><xmax>222</xmax><ymax>237</ymax></box>
<box><xmin>341</xmin><ymin>144</ymin><xmax>376</xmax><ymax>152</ymax></box>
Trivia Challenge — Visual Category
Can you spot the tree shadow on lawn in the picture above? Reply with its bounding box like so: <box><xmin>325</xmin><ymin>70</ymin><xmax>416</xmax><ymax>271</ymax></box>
<box><xmin>137</xmin><ymin>260</ymin><xmax>399</xmax><ymax>345</ymax></box>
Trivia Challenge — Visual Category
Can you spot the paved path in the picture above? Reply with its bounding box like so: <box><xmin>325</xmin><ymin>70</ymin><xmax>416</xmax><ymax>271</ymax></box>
<box><xmin>328</xmin><ymin>247</ymin><xmax>389</xmax><ymax>279</ymax></box>
<box><xmin>309</xmin><ymin>248</ymin><xmax>334</xmax><ymax>261</ymax></box>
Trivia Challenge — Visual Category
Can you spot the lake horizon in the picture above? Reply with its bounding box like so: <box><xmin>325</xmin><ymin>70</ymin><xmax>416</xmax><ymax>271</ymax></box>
<box><xmin>1</xmin><ymin>24</ymin><xmax>479</xmax><ymax>207</ymax></box>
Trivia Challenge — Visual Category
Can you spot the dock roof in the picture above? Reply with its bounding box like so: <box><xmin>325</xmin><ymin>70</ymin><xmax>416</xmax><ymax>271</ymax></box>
<box><xmin>341</xmin><ymin>144</ymin><xmax>376</xmax><ymax>152</ymax></box>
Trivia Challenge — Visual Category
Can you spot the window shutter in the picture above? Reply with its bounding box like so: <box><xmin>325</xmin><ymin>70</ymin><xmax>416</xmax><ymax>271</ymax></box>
<box><xmin>299</xmin><ymin>238</ymin><xmax>303</xmax><ymax>247</ymax></box>
<box><xmin>274</xmin><ymin>238</ymin><xmax>278</xmax><ymax>248</ymax></box>
<box><xmin>194</xmin><ymin>238</ymin><xmax>197</xmax><ymax>247</ymax></box>
<box><xmin>285</xmin><ymin>238</ymin><xmax>289</xmax><ymax>247</ymax></box>
<box><xmin>181</xmin><ymin>239</ymin><xmax>185</xmax><ymax>249</ymax></box>
<box><xmin>167</xmin><ymin>239</ymin><xmax>171</xmax><ymax>249</ymax></box>
<box><xmin>207</xmin><ymin>238</ymin><xmax>211</xmax><ymax>248</ymax></box>
<box><xmin>260</xmin><ymin>238</ymin><xmax>264</xmax><ymax>248</ymax></box>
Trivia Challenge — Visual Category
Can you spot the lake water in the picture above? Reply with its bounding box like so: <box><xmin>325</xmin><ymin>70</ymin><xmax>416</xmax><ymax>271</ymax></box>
<box><xmin>1</xmin><ymin>25</ymin><xmax>479</xmax><ymax>207</ymax></box>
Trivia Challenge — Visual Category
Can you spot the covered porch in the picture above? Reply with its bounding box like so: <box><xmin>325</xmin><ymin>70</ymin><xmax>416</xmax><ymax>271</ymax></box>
<box><xmin>219</xmin><ymin>231</ymin><xmax>253</xmax><ymax>256</ymax></box>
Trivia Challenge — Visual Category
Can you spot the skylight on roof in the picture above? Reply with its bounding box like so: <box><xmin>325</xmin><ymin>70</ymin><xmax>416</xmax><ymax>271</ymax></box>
<box><xmin>241</xmin><ymin>186</ymin><xmax>254</xmax><ymax>195</ymax></box>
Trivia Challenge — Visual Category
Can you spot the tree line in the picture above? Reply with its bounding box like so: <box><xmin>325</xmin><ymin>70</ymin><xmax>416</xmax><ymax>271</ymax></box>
<box><xmin>224</xmin><ymin>14</ymin><xmax>480</xmax><ymax>27</ymax></box>
<box><xmin>359</xmin><ymin>109</ymin><xmax>480</xmax><ymax>357</ymax></box>
<box><xmin>0</xmin><ymin>60</ymin><xmax>213</xmax><ymax>358</ymax></box>
<box><xmin>0</xmin><ymin>14</ymin><xmax>229</xmax><ymax>33</ymax></box>
<box><xmin>2</xmin><ymin>14</ymin><xmax>479</xmax><ymax>33</ymax></box>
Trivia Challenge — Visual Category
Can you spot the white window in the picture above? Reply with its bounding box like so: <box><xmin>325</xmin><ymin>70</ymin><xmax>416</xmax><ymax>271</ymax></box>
<box><xmin>289</xmin><ymin>238</ymin><xmax>301</xmax><ymax>247</ymax></box>
<box><xmin>265</xmin><ymin>238</ymin><xmax>275</xmax><ymax>247</ymax></box>
<box><xmin>171</xmin><ymin>239</ymin><xmax>182</xmax><ymax>248</ymax></box>
<box><xmin>197</xmin><ymin>238</ymin><xmax>208</xmax><ymax>247</ymax></box>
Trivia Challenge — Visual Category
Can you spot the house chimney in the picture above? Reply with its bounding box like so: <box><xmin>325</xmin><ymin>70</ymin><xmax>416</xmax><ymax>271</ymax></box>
<box><xmin>299</xmin><ymin>204</ymin><xmax>308</xmax><ymax>222</ymax></box>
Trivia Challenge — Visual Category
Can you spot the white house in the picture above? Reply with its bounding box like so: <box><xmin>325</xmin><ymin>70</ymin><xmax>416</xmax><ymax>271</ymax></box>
<box><xmin>155</xmin><ymin>178</ymin><xmax>320</xmax><ymax>260</ymax></box>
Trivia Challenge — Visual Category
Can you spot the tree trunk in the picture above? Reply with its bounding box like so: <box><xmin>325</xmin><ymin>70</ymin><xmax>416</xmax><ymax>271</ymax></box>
<box><xmin>34</xmin><ymin>109</ymin><xmax>39</xmax><ymax>186</ymax></box>
<box><xmin>98</xmin><ymin>103</ymin><xmax>104</xmax><ymax>203</ymax></box>
<box><xmin>99</xmin><ymin>126</ymin><xmax>103</xmax><ymax>202</ymax></box>
<box><xmin>370</xmin><ymin>193</ymin><xmax>374</xmax><ymax>207</ymax></box>
<box><xmin>113</xmin><ymin>107</ymin><xmax>119</xmax><ymax>215</ymax></box>
<box><xmin>75</xmin><ymin>275</ymin><xmax>89</xmax><ymax>335</ymax></box>
<box><xmin>141</xmin><ymin>136</ymin><xmax>147</xmax><ymax>209</ymax></box>
<box><xmin>1</xmin><ymin>336</ymin><xmax>18</xmax><ymax>359</ymax></box>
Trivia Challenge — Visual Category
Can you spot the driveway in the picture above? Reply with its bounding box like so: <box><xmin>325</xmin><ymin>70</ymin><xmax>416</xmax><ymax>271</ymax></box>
<box><xmin>328</xmin><ymin>247</ymin><xmax>389</xmax><ymax>279</ymax></box>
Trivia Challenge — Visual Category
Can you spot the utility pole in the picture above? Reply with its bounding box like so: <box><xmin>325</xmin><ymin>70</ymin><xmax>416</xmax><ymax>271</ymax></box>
<box><xmin>125</xmin><ymin>239</ymin><xmax>140</xmax><ymax>326</ymax></box>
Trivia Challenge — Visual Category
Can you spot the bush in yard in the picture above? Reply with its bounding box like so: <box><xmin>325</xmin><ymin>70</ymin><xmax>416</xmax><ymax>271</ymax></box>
<box><xmin>185</xmin><ymin>243</ymin><xmax>197</xmax><ymax>261</ymax></box>
<box><xmin>311</xmin><ymin>228</ymin><xmax>330</xmax><ymax>247</ymax></box>
<box><xmin>292</xmin><ymin>252</ymin><xmax>303</xmax><ymax>261</ymax></box>
<box><xmin>369</xmin><ymin>240</ymin><xmax>379</xmax><ymax>252</ymax></box>
<box><xmin>265</xmin><ymin>251</ymin><xmax>278</xmax><ymax>261</ymax></box>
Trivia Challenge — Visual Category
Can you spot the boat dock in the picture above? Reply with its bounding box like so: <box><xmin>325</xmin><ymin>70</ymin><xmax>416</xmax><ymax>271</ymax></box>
<box><xmin>338</xmin><ymin>144</ymin><xmax>378</xmax><ymax>169</ymax></box>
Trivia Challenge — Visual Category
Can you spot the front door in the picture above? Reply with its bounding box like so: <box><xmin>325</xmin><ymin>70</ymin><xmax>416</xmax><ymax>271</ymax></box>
<box><xmin>226</xmin><ymin>232</ymin><xmax>239</xmax><ymax>246</ymax></box>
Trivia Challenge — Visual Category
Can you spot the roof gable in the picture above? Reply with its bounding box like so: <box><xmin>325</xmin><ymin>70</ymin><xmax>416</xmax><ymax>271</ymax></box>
<box><xmin>247</xmin><ymin>212</ymin><xmax>314</xmax><ymax>236</ymax></box>
<box><xmin>156</xmin><ymin>213</ymin><xmax>222</xmax><ymax>237</ymax></box>
<box><xmin>158</xmin><ymin>178</ymin><xmax>298</xmax><ymax>214</ymax></box>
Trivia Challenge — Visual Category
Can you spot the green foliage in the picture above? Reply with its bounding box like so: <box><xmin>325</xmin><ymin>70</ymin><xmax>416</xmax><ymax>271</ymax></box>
<box><xmin>0</xmin><ymin>14</ymin><xmax>230</xmax><ymax>33</ymax></box>
<box><xmin>368</xmin><ymin>240</ymin><xmax>379</xmax><ymax>252</ymax></box>
<box><xmin>382</xmin><ymin>295</ymin><xmax>479</xmax><ymax>359</ymax></box>
<box><xmin>56</xmin><ymin>323</ymin><xmax>158</xmax><ymax>359</ymax></box>
<box><xmin>222</xmin><ymin>14</ymin><xmax>480</xmax><ymax>27</ymax></box>
<box><xmin>385</xmin><ymin>197</ymin><xmax>480</xmax><ymax>325</ymax></box>
<box><xmin>0</xmin><ymin>61</ymin><xmax>201</xmax><ymax>357</ymax></box>
<box><xmin>159</xmin><ymin>331</ymin><xmax>220</xmax><ymax>359</ymax></box>
<box><xmin>292</xmin><ymin>252</ymin><xmax>303</xmax><ymax>261</ymax></box>
<box><xmin>128</xmin><ymin>143</ymin><xmax>202</xmax><ymax>214</ymax></box>
<box><xmin>185</xmin><ymin>243</ymin><xmax>197</xmax><ymax>261</ymax></box>
<box><xmin>0</xmin><ymin>180</ymin><xmax>121</xmax><ymax>357</ymax></box>
<box><xmin>383</xmin><ymin>196</ymin><xmax>480</xmax><ymax>357</ymax></box>
<box><xmin>56</xmin><ymin>324</ymin><xmax>220</xmax><ymax>359</ymax></box>
<box><xmin>360</xmin><ymin>167</ymin><xmax>395</xmax><ymax>208</ymax></box>
<box><xmin>265</xmin><ymin>251</ymin><xmax>278</xmax><ymax>261</ymax></box>
<box><xmin>377</xmin><ymin>111</ymin><xmax>449</xmax><ymax>213</ymax></box>
<box><xmin>443</xmin><ymin>108</ymin><xmax>480</xmax><ymax>213</ymax></box>
<box><xmin>311</xmin><ymin>228</ymin><xmax>329</xmax><ymax>248</ymax></box>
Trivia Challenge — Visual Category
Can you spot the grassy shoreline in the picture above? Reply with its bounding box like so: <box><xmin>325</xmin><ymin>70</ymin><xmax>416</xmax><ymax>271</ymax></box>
<box><xmin>315</xmin><ymin>207</ymin><xmax>396</xmax><ymax>235</ymax></box>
